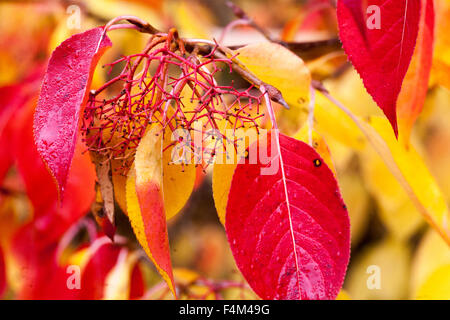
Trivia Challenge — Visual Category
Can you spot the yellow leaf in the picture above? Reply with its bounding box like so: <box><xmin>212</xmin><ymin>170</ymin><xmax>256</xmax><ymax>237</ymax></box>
<box><xmin>163</xmin><ymin>130</ymin><xmax>196</xmax><ymax>219</ymax></box>
<box><xmin>212</xmin><ymin>163</ymin><xmax>236</xmax><ymax>226</ymax></box>
<box><xmin>345</xmin><ymin>238</ymin><xmax>411</xmax><ymax>300</ymax></box>
<box><xmin>115</xmin><ymin>129</ymin><xmax>195</xmax><ymax>219</ymax></box>
<box><xmin>173</xmin><ymin>268</ymin><xmax>200</xmax><ymax>287</ymax></box>
<box><xmin>338</xmin><ymin>169</ymin><xmax>370</xmax><ymax>245</ymax></box>
<box><xmin>415</xmin><ymin>265</ymin><xmax>450</xmax><ymax>299</ymax></box>
<box><xmin>212</xmin><ymin>124</ymin><xmax>259</xmax><ymax>225</ymax></box>
<box><xmin>67</xmin><ymin>248</ymin><xmax>90</xmax><ymax>270</ymax></box>
<box><xmin>316</xmin><ymin>90</ymin><xmax>450</xmax><ymax>245</ymax></box>
<box><xmin>315</xmin><ymin>93</ymin><xmax>365</xmax><ymax>150</ymax></box>
<box><xmin>363</xmin><ymin>116</ymin><xmax>450</xmax><ymax>245</ymax></box>
<box><xmin>360</xmin><ymin>147</ymin><xmax>423</xmax><ymax>240</ymax></box>
<box><xmin>173</xmin><ymin>269</ymin><xmax>214</xmax><ymax>300</ymax></box>
<box><xmin>293</xmin><ymin>124</ymin><xmax>336</xmax><ymax>175</ymax></box>
<box><xmin>235</xmin><ymin>42</ymin><xmax>311</xmax><ymax>134</ymax></box>
<box><xmin>322</xmin><ymin>70</ymin><xmax>381</xmax><ymax>118</ymax></box>
<box><xmin>336</xmin><ymin>290</ymin><xmax>351</xmax><ymax>300</ymax></box>
<box><xmin>411</xmin><ymin>229</ymin><xmax>450</xmax><ymax>296</ymax></box>
<box><xmin>103</xmin><ymin>249</ymin><xmax>140</xmax><ymax>300</ymax></box>
<box><xmin>66</xmin><ymin>236</ymin><xmax>112</xmax><ymax>270</ymax></box>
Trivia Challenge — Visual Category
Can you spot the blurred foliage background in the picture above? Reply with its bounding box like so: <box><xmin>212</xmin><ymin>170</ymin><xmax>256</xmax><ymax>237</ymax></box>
<box><xmin>0</xmin><ymin>0</ymin><xmax>449</xmax><ymax>300</ymax></box>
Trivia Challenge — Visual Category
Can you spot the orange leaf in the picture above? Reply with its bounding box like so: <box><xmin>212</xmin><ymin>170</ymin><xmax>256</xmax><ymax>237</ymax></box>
<box><xmin>397</xmin><ymin>0</ymin><xmax>435</xmax><ymax>143</ymax></box>
<box><xmin>126</xmin><ymin>126</ymin><xmax>176</xmax><ymax>297</ymax></box>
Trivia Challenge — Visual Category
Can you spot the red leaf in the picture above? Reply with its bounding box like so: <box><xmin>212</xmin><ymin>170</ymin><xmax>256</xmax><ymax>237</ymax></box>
<box><xmin>34</xmin><ymin>27</ymin><xmax>111</xmax><ymax>197</ymax></box>
<box><xmin>11</xmin><ymin>229</ymin><xmax>80</xmax><ymax>300</ymax></box>
<box><xmin>80</xmin><ymin>242</ymin><xmax>121</xmax><ymax>300</ymax></box>
<box><xmin>0</xmin><ymin>66</ymin><xmax>44</xmax><ymax>183</ymax></box>
<box><xmin>130</xmin><ymin>263</ymin><xmax>145</xmax><ymax>299</ymax></box>
<box><xmin>337</xmin><ymin>0</ymin><xmax>421</xmax><ymax>137</ymax></box>
<box><xmin>15</xmin><ymin>101</ymin><xmax>96</xmax><ymax>244</ymax></box>
<box><xmin>226</xmin><ymin>133</ymin><xmax>350</xmax><ymax>300</ymax></box>
<box><xmin>80</xmin><ymin>241</ymin><xmax>145</xmax><ymax>300</ymax></box>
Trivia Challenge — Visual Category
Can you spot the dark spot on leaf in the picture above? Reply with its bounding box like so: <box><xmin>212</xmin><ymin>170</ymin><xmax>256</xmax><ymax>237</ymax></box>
<box><xmin>313</xmin><ymin>159</ymin><xmax>322</xmax><ymax>167</ymax></box>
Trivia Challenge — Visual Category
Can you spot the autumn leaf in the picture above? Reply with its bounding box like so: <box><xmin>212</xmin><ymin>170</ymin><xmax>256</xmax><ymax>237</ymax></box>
<box><xmin>235</xmin><ymin>42</ymin><xmax>311</xmax><ymax>134</ymax></box>
<box><xmin>80</xmin><ymin>242</ymin><xmax>144</xmax><ymax>300</ymax></box>
<box><xmin>91</xmin><ymin>153</ymin><xmax>115</xmax><ymax>230</ymax></box>
<box><xmin>0</xmin><ymin>67</ymin><xmax>44</xmax><ymax>183</ymax></box>
<box><xmin>363</xmin><ymin>116</ymin><xmax>450</xmax><ymax>244</ymax></box>
<box><xmin>212</xmin><ymin>162</ymin><xmax>236</xmax><ymax>225</ymax></box>
<box><xmin>337</xmin><ymin>0</ymin><xmax>421</xmax><ymax>137</ymax></box>
<box><xmin>212</xmin><ymin>126</ymin><xmax>259</xmax><ymax>225</ymax></box>
<box><xmin>346</xmin><ymin>237</ymin><xmax>411</xmax><ymax>299</ymax></box>
<box><xmin>226</xmin><ymin>133</ymin><xmax>350</xmax><ymax>300</ymax></box>
<box><xmin>416</xmin><ymin>265</ymin><xmax>450</xmax><ymax>299</ymax></box>
<box><xmin>34</xmin><ymin>27</ymin><xmax>112</xmax><ymax>198</ymax></box>
<box><xmin>397</xmin><ymin>0</ymin><xmax>435</xmax><ymax>143</ymax></box>
<box><xmin>15</xmin><ymin>100</ymin><xmax>96</xmax><ymax>240</ymax></box>
<box><xmin>214</xmin><ymin>41</ymin><xmax>312</xmax><ymax>223</ymax></box>
<box><xmin>161</xmin><ymin>130</ymin><xmax>196</xmax><ymax>220</ymax></box>
<box><xmin>337</xmin><ymin>169</ymin><xmax>370</xmax><ymax>245</ymax></box>
<box><xmin>411</xmin><ymin>229</ymin><xmax>450</xmax><ymax>297</ymax></box>
<box><xmin>314</xmin><ymin>90</ymin><xmax>366</xmax><ymax>151</ymax></box>
<box><xmin>126</xmin><ymin>126</ymin><xmax>176</xmax><ymax>298</ymax></box>
<box><xmin>115</xmin><ymin>128</ymin><xmax>196</xmax><ymax>219</ymax></box>
<box><xmin>293</xmin><ymin>124</ymin><xmax>336</xmax><ymax>175</ymax></box>
<box><xmin>11</xmin><ymin>227</ymin><xmax>81</xmax><ymax>299</ymax></box>
<box><xmin>360</xmin><ymin>146</ymin><xmax>424</xmax><ymax>240</ymax></box>
<box><xmin>320</xmin><ymin>89</ymin><xmax>450</xmax><ymax>246</ymax></box>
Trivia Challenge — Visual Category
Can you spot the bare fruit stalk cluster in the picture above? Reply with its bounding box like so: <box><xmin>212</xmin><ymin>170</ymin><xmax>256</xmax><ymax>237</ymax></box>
<box><xmin>81</xmin><ymin>29</ymin><xmax>264</xmax><ymax>172</ymax></box>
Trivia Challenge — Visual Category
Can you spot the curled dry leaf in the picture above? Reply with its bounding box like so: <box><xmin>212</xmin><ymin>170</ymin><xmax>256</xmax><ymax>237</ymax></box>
<box><xmin>91</xmin><ymin>180</ymin><xmax>116</xmax><ymax>240</ymax></box>
<box><xmin>34</xmin><ymin>27</ymin><xmax>112</xmax><ymax>198</ymax></box>
<box><xmin>226</xmin><ymin>133</ymin><xmax>350</xmax><ymax>300</ymax></box>
<box><xmin>91</xmin><ymin>152</ymin><xmax>115</xmax><ymax>227</ymax></box>
<box><xmin>126</xmin><ymin>126</ymin><xmax>176</xmax><ymax>298</ymax></box>
<box><xmin>337</xmin><ymin>0</ymin><xmax>421</xmax><ymax>137</ymax></box>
